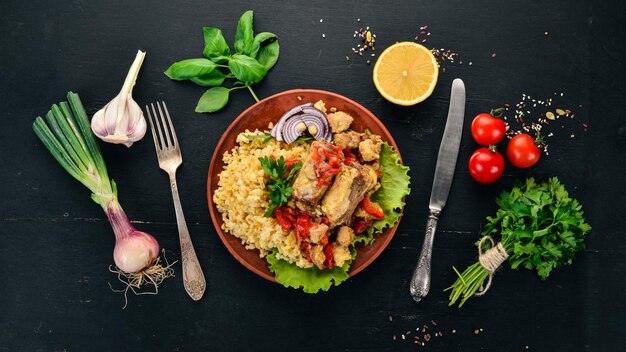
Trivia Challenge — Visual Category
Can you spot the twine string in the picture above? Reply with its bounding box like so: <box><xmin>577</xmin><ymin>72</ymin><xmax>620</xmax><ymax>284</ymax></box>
<box><xmin>475</xmin><ymin>236</ymin><xmax>509</xmax><ymax>296</ymax></box>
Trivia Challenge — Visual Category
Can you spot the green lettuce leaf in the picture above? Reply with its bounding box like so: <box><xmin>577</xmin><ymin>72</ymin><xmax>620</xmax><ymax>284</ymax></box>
<box><xmin>355</xmin><ymin>143</ymin><xmax>411</xmax><ymax>245</ymax></box>
<box><xmin>267</xmin><ymin>250</ymin><xmax>350</xmax><ymax>294</ymax></box>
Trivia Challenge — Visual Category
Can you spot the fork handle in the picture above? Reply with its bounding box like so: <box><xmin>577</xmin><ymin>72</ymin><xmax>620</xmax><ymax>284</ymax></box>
<box><xmin>169</xmin><ymin>174</ymin><xmax>206</xmax><ymax>301</ymax></box>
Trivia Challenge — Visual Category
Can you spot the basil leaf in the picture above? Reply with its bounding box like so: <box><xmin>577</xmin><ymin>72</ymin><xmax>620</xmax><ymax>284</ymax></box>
<box><xmin>190</xmin><ymin>69</ymin><xmax>226</xmax><ymax>87</ymax></box>
<box><xmin>228</xmin><ymin>54</ymin><xmax>267</xmax><ymax>83</ymax></box>
<box><xmin>202</xmin><ymin>27</ymin><xmax>231</xmax><ymax>63</ymax></box>
<box><xmin>234</xmin><ymin>10</ymin><xmax>254</xmax><ymax>55</ymax></box>
<box><xmin>256</xmin><ymin>40</ymin><xmax>279</xmax><ymax>70</ymax></box>
<box><xmin>250</xmin><ymin>32</ymin><xmax>277</xmax><ymax>58</ymax></box>
<box><xmin>196</xmin><ymin>87</ymin><xmax>230</xmax><ymax>112</ymax></box>
<box><xmin>164</xmin><ymin>58</ymin><xmax>218</xmax><ymax>80</ymax></box>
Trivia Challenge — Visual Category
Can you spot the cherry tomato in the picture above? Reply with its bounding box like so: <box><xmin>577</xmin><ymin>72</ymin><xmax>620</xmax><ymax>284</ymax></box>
<box><xmin>468</xmin><ymin>147</ymin><xmax>505</xmax><ymax>184</ymax></box>
<box><xmin>471</xmin><ymin>111</ymin><xmax>507</xmax><ymax>146</ymax></box>
<box><xmin>506</xmin><ymin>133</ymin><xmax>541</xmax><ymax>168</ymax></box>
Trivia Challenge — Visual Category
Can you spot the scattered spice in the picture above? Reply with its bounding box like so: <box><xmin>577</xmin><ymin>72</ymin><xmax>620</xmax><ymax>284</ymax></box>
<box><xmin>348</xmin><ymin>22</ymin><xmax>377</xmax><ymax>63</ymax></box>
<box><xmin>474</xmin><ymin>329</ymin><xmax>480</xmax><ymax>335</ymax></box>
<box><xmin>388</xmin><ymin>316</ymin><xmax>456</xmax><ymax>348</ymax></box>
<box><xmin>502</xmin><ymin>92</ymin><xmax>585</xmax><ymax>155</ymax></box>
<box><xmin>491</xmin><ymin>53</ymin><xmax>497</xmax><ymax>58</ymax></box>
<box><xmin>413</xmin><ymin>24</ymin><xmax>468</xmax><ymax>73</ymax></box>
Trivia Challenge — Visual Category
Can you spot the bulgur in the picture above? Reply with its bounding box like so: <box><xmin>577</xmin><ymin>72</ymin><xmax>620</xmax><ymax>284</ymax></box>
<box><xmin>213</xmin><ymin>130</ymin><xmax>313</xmax><ymax>268</ymax></box>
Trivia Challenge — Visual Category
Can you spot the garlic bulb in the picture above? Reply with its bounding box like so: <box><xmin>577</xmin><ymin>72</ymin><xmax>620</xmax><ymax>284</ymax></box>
<box><xmin>91</xmin><ymin>50</ymin><xmax>147</xmax><ymax>147</ymax></box>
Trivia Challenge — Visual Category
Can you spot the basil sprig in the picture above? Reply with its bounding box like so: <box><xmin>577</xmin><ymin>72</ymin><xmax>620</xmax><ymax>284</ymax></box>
<box><xmin>164</xmin><ymin>10</ymin><xmax>280</xmax><ymax>113</ymax></box>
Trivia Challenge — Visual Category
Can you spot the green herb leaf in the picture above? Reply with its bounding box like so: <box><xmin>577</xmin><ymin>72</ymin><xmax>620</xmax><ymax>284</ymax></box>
<box><xmin>234</xmin><ymin>10</ymin><xmax>254</xmax><ymax>55</ymax></box>
<box><xmin>164</xmin><ymin>58</ymin><xmax>218</xmax><ymax>80</ymax></box>
<box><xmin>189</xmin><ymin>69</ymin><xmax>227</xmax><ymax>87</ymax></box>
<box><xmin>250</xmin><ymin>32</ymin><xmax>277</xmax><ymax>58</ymax></box>
<box><xmin>256</xmin><ymin>40</ymin><xmax>279</xmax><ymax>70</ymax></box>
<box><xmin>228</xmin><ymin>54</ymin><xmax>267</xmax><ymax>84</ymax></box>
<box><xmin>195</xmin><ymin>87</ymin><xmax>230</xmax><ymax>112</ymax></box>
<box><xmin>243</xmin><ymin>132</ymin><xmax>273</xmax><ymax>142</ymax></box>
<box><xmin>202</xmin><ymin>27</ymin><xmax>231</xmax><ymax>63</ymax></box>
<box><xmin>164</xmin><ymin>10</ymin><xmax>279</xmax><ymax>113</ymax></box>
<box><xmin>258</xmin><ymin>156</ymin><xmax>301</xmax><ymax>216</ymax></box>
<box><xmin>293</xmin><ymin>135</ymin><xmax>313</xmax><ymax>143</ymax></box>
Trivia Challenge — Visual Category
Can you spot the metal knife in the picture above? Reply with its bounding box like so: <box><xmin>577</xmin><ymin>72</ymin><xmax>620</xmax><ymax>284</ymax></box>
<box><xmin>409</xmin><ymin>78</ymin><xmax>466</xmax><ymax>302</ymax></box>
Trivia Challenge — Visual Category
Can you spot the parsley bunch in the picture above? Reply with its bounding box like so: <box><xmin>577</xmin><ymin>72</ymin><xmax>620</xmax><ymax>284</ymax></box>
<box><xmin>258</xmin><ymin>156</ymin><xmax>302</xmax><ymax>217</ymax></box>
<box><xmin>446</xmin><ymin>177</ymin><xmax>591</xmax><ymax>307</ymax></box>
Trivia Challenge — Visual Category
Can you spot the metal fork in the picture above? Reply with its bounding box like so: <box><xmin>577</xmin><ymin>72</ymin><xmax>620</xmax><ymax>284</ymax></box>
<box><xmin>145</xmin><ymin>101</ymin><xmax>206</xmax><ymax>301</ymax></box>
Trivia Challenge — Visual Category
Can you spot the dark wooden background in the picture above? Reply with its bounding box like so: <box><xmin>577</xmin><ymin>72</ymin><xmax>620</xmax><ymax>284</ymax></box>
<box><xmin>1</xmin><ymin>0</ymin><xmax>624</xmax><ymax>351</ymax></box>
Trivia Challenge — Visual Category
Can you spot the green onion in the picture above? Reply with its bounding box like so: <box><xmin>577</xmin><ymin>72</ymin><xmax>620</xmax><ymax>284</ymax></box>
<box><xmin>33</xmin><ymin>92</ymin><xmax>173</xmax><ymax>304</ymax></box>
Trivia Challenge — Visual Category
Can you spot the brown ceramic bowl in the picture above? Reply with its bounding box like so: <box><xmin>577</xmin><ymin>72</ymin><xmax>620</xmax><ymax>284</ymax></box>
<box><xmin>207</xmin><ymin>89</ymin><xmax>404</xmax><ymax>284</ymax></box>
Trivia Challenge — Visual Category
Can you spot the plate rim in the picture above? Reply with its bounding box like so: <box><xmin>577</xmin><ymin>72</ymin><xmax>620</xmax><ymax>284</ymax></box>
<box><xmin>207</xmin><ymin>88</ymin><xmax>405</xmax><ymax>284</ymax></box>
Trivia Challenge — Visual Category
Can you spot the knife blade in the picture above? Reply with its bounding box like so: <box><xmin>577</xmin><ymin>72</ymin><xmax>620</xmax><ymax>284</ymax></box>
<box><xmin>410</xmin><ymin>78</ymin><xmax>466</xmax><ymax>302</ymax></box>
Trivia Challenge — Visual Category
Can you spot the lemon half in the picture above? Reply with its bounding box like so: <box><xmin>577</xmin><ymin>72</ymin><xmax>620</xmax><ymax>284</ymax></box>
<box><xmin>373</xmin><ymin>42</ymin><xmax>439</xmax><ymax>106</ymax></box>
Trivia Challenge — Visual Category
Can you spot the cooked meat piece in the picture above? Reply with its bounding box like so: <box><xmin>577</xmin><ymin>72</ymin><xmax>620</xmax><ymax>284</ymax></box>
<box><xmin>309</xmin><ymin>223</ymin><xmax>329</xmax><ymax>244</ymax></box>
<box><xmin>321</xmin><ymin>163</ymin><xmax>375</xmax><ymax>227</ymax></box>
<box><xmin>333</xmin><ymin>131</ymin><xmax>361</xmax><ymax>150</ymax></box>
<box><xmin>314</xmin><ymin>100</ymin><xmax>327</xmax><ymax>113</ymax></box>
<box><xmin>353</xmin><ymin>205</ymin><xmax>374</xmax><ymax>221</ymax></box>
<box><xmin>326</xmin><ymin>111</ymin><xmax>354</xmax><ymax>133</ymax></box>
<box><xmin>332</xmin><ymin>243</ymin><xmax>352</xmax><ymax>267</ymax></box>
<box><xmin>291</xmin><ymin>141</ymin><xmax>337</xmax><ymax>211</ymax></box>
<box><xmin>310</xmin><ymin>244</ymin><xmax>326</xmax><ymax>270</ymax></box>
<box><xmin>362</xmin><ymin>164</ymin><xmax>379</xmax><ymax>190</ymax></box>
<box><xmin>359</xmin><ymin>135</ymin><xmax>383</xmax><ymax>162</ymax></box>
<box><xmin>336</xmin><ymin>226</ymin><xmax>355</xmax><ymax>246</ymax></box>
